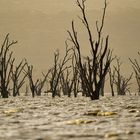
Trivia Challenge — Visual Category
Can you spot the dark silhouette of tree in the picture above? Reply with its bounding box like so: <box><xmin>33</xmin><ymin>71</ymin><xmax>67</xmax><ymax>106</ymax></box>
<box><xmin>60</xmin><ymin>68</ymin><xmax>73</xmax><ymax>97</ymax></box>
<box><xmin>67</xmin><ymin>0</ymin><xmax>113</xmax><ymax>100</ymax></box>
<box><xmin>129</xmin><ymin>52</ymin><xmax>140</xmax><ymax>95</ymax></box>
<box><xmin>11</xmin><ymin>59</ymin><xmax>27</xmax><ymax>97</ymax></box>
<box><xmin>112</xmin><ymin>58</ymin><xmax>133</xmax><ymax>95</ymax></box>
<box><xmin>24</xmin><ymin>61</ymin><xmax>50</xmax><ymax>97</ymax></box>
<box><xmin>59</xmin><ymin>54</ymin><xmax>81</xmax><ymax>97</ymax></box>
<box><xmin>0</xmin><ymin>34</ymin><xmax>17</xmax><ymax>98</ymax></box>
<box><xmin>48</xmin><ymin>44</ymin><xmax>72</xmax><ymax>98</ymax></box>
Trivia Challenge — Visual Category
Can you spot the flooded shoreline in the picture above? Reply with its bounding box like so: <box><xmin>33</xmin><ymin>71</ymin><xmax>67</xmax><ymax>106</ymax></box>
<box><xmin>0</xmin><ymin>95</ymin><xmax>140</xmax><ymax>140</ymax></box>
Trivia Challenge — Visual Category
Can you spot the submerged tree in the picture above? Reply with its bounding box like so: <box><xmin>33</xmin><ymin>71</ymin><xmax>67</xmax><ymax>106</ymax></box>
<box><xmin>11</xmin><ymin>59</ymin><xmax>27</xmax><ymax>97</ymax></box>
<box><xmin>68</xmin><ymin>0</ymin><xmax>112</xmax><ymax>100</ymax></box>
<box><xmin>60</xmin><ymin>54</ymin><xmax>81</xmax><ymax>97</ymax></box>
<box><xmin>24</xmin><ymin>61</ymin><xmax>50</xmax><ymax>97</ymax></box>
<box><xmin>60</xmin><ymin>68</ymin><xmax>73</xmax><ymax>97</ymax></box>
<box><xmin>129</xmin><ymin>52</ymin><xmax>140</xmax><ymax>95</ymax></box>
<box><xmin>48</xmin><ymin>44</ymin><xmax>72</xmax><ymax>98</ymax></box>
<box><xmin>71</xmin><ymin>55</ymin><xmax>81</xmax><ymax>97</ymax></box>
<box><xmin>112</xmin><ymin>58</ymin><xmax>133</xmax><ymax>95</ymax></box>
<box><xmin>0</xmin><ymin>34</ymin><xmax>17</xmax><ymax>98</ymax></box>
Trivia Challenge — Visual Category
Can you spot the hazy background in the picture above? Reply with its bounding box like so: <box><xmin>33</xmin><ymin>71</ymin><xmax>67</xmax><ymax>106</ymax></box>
<box><xmin>0</xmin><ymin>0</ymin><xmax>140</xmax><ymax>91</ymax></box>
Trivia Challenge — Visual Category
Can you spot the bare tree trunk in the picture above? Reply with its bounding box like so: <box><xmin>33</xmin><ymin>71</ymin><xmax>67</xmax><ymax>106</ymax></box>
<box><xmin>100</xmin><ymin>77</ymin><xmax>105</xmax><ymax>96</ymax></box>
<box><xmin>109</xmin><ymin>67</ymin><xmax>115</xmax><ymax>96</ymax></box>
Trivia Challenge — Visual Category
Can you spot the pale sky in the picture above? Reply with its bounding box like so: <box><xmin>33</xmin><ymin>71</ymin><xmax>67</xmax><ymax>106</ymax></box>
<box><xmin>1</xmin><ymin>0</ymin><xmax>140</xmax><ymax>14</ymax></box>
<box><xmin>0</xmin><ymin>0</ymin><xmax>140</xmax><ymax>80</ymax></box>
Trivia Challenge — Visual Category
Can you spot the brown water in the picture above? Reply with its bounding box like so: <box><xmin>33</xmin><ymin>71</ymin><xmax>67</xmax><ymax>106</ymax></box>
<box><xmin>0</xmin><ymin>95</ymin><xmax>140</xmax><ymax>140</ymax></box>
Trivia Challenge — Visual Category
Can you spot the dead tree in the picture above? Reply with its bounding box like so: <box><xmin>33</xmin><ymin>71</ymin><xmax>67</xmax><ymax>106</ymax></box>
<box><xmin>25</xmin><ymin>65</ymin><xmax>37</xmax><ymax>97</ymax></box>
<box><xmin>113</xmin><ymin>58</ymin><xmax>133</xmax><ymax>95</ymax></box>
<box><xmin>82</xmin><ymin>56</ymin><xmax>106</xmax><ymax>97</ymax></box>
<box><xmin>68</xmin><ymin>0</ymin><xmax>112</xmax><ymax>100</ymax></box>
<box><xmin>49</xmin><ymin>44</ymin><xmax>72</xmax><ymax>98</ymax></box>
<box><xmin>129</xmin><ymin>52</ymin><xmax>140</xmax><ymax>95</ymax></box>
<box><xmin>60</xmin><ymin>69</ymin><xmax>73</xmax><ymax>97</ymax></box>
<box><xmin>60</xmin><ymin>54</ymin><xmax>80</xmax><ymax>97</ymax></box>
<box><xmin>48</xmin><ymin>50</ymin><xmax>61</xmax><ymax>97</ymax></box>
<box><xmin>24</xmin><ymin>62</ymin><xmax>50</xmax><ymax>97</ymax></box>
<box><xmin>36</xmin><ymin>71</ymin><xmax>51</xmax><ymax>96</ymax></box>
<box><xmin>0</xmin><ymin>34</ymin><xmax>17</xmax><ymax>98</ymax></box>
<box><xmin>11</xmin><ymin>59</ymin><xmax>27</xmax><ymax>97</ymax></box>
